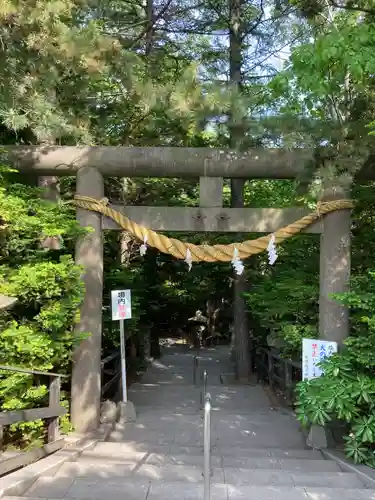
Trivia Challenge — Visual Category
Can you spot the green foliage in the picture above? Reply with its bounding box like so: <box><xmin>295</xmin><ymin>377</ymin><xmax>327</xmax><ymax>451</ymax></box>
<box><xmin>1</xmin><ymin>0</ymin><xmax>375</xmax><ymax>466</ymax></box>
<box><xmin>241</xmin><ymin>180</ymin><xmax>320</xmax><ymax>357</ymax></box>
<box><xmin>246</xmin><ymin>236</ymin><xmax>319</xmax><ymax>357</ymax></box>
<box><xmin>0</xmin><ymin>167</ymin><xmax>84</xmax><ymax>446</ymax></box>
<box><xmin>0</xmin><ymin>0</ymin><xmax>123</xmax><ymax>142</ymax></box>
<box><xmin>295</xmin><ymin>273</ymin><xmax>375</xmax><ymax>466</ymax></box>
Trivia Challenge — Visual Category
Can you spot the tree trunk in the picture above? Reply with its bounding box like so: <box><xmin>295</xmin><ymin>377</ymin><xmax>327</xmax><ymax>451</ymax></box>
<box><xmin>141</xmin><ymin>248</ymin><xmax>161</xmax><ymax>358</ymax></box>
<box><xmin>145</xmin><ymin>0</ymin><xmax>155</xmax><ymax>58</ymax></box>
<box><xmin>38</xmin><ymin>176</ymin><xmax>62</xmax><ymax>250</ymax></box>
<box><xmin>229</xmin><ymin>0</ymin><xmax>250</xmax><ymax>380</ymax></box>
<box><xmin>38</xmin><ymin>176</ymin><xmax>60</xmax><ymax>202</ymax></box>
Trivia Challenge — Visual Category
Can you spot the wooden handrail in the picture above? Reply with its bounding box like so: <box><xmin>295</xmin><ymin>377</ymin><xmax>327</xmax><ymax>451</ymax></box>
<box><xmin>0</xmin><ymin>366</ymin><xmax>67</xmax><ymax>475</ymax></box>
<box><xmin>0</xmin><ymin>406</ymin><xmax>66</xmax><ymax>427</ymax></box>
<box><xmin>0</xmin><ymin>354</ymin><xmax>121</xmax><ymax>476</ymax></box>
<box><xmin>257</xmin><ymin>348</ymin><xmax>302</xmax><ymax>369</ymax></box>
<box><xmin>100</xmin><ymin>351</ymin><xmax>120</xmax><ymax>367</ymax></box>
<box><xmin>256</xmin><ymin>347</ymin><xmax>302</xmax><ymax>405</ymax></box>
<box><xmin>0</xmin><ymin>365</ymin><xmax>67</xmax><ymax>378</ymax></box>
<box><xmin>0</xmin><ymin>368</ymin><xmax>66</xmax><ymax>437</ymax></box>
<box><xmin>100</xmin><ymin>351</ymin><xmax>121</xmax><ymax>398</ymax></box>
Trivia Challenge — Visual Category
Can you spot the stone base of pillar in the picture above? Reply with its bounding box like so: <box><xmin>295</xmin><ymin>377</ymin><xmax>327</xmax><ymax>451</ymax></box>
<box><xmin>117</xmin><ymin>401</ymin><xmax>137</xmax><ymax>423</ymax></box>
<box><xmin>306</xmin><ymin>424</ymin><xmax>332</xmax><ymax>449</ymax></box>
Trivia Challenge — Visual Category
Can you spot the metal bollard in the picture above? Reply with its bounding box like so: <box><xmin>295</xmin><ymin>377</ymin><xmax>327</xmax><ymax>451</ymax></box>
<box><xmin>193</xmin><ymin>355</ymin><xmax>198</xmax><ymax>386</ymax></box>
<box><xmin>200</xmin><ymin>370</ymin><xmax>207</xmax><ymax>408</ymax></box>
<box><xmin>203</xmin><ymin>392</ymin><xmax>211</xmax><ymax>500</ymax></box>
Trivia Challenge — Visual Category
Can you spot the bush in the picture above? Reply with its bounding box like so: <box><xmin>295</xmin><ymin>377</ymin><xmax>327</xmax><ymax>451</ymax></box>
<box><xmin>0</xmin><ymin>166</ymin><xmax>85</xmax><ymax>447</ymax></box>
<box><xmin>295</xmin><ymin>272</ymin><xmax>375</xmax><ymax>466</ymax></box>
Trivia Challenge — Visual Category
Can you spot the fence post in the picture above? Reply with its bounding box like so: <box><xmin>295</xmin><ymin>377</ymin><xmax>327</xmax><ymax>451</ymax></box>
<box><xmin>193</xmin><ymin>356</ymin><xmax>198</xmax><ymax>386</ymax></box>
<box><xmin>48</xmin><ymin>375</ymin><xmax>61</xmax><ymax>443</ymax></box>
<box><xmin>267</xmin><ymin>351</ymin><xmax>273</xmax><ymax>389</ymax></box>
<box><xmin>284</xmin><ymin>362</ymin><xmax>293</xmax><ymax>404</ymax></box>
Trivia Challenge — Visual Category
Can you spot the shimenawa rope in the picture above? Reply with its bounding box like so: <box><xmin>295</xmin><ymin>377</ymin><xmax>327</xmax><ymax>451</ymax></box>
<box><xmin>72</xmin><ymin>195</ymin><xmax>353</xmax><ymax>263</ymax></box>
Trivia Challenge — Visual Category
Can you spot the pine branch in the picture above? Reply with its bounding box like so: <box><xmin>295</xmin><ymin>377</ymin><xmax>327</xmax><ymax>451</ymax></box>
<box><xmin>128</xmin><ymin>0</ymin><xmax>174</xmax><ymax>50</ymax></box>
<box><xmin>329</xmin><ymin>0</ymin><xmax>375</xmax><ymax>15</ymax></box>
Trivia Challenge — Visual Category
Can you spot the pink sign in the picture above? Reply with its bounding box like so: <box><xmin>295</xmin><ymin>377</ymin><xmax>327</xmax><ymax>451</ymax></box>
<box><xmin>118</xmin><ymin>304</ymin><xmax>126</xmax><ymax>319</ymax></box>
<box><xmin>111</xmin><ymin>290</ymin><xmax>132</xmax><ymax>321</ymax></box>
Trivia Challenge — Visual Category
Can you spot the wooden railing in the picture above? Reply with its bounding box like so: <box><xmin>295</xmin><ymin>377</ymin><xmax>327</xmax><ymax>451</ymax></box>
<box><xmin>255</xmin><ymin>348</ymin><xmax>302</xmax><ymax>405</ymax></box>
<box><xmin>0</xmin><ymin>365</ymin><xmax>67</xmax><ymax>475</ymax></box>
<box><xmin>0</xmin><ymin>353</ymin><xmax>121</xmax><ymax>476</ymax></box>
<box><xmin>101</xmin><ymin>351</ymin><xmax>121</xmax><ymax>399</ymax></box>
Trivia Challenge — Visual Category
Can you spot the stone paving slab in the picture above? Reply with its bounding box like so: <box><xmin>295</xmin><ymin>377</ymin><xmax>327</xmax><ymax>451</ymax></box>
<box><xmin>226</xmin><ymin>485</ymin><xmax>309</xmax><ymax>500</ymax></box>
<box><xmin>24</xmin><ymin>476</ymin><xmax>75</xmax><ymax>498</ymax></box>
<box><xmin>223</xmin><ymin>469</ymin><xmax>363</xmax><ymax>489</ymax></box>
<box><xmin>73</xmin><ymin>450</ymin><xmax>224</xmax><ymax>468</ymax></box>
<box><xmin>79</xmin><ymin>448</ymin><xmax>332</xmax><ymax>472</ymax></box>
<box><xmin>36</xmin><ymin>461</ymin><xmax>225</xmax><ymax>484</ymax></box>
<box><xmin>216</xmin><ymin>442</ymin><xmax>315</xmax><ymax>455</ymax></box>
<box><xmin>4</xmin><ymin>497</ymin><xmax>63</xmax><ymax>500</ymax></box>
<box><xmin>226</xmin><ymin>487</ymin><xmax>375</xmax><ymax>500</ymax></box>
<box><xmin>143</xmin><ymin>452</ymin><xmax>222</xmax><ymax>467</ymax></box>
<box><xmin>114</xmin><ymin>412</ymin><xmax>204</xmax><ymax>428</ymax></box>
<box><xmin>305</xmin><ymin>488</ymin><xmax>375</xmax><ymax>500</ymax></box>
<box><xmin>224</xmin><ymin>469</ymin><xmax>295</xmax><ymax>487</ymax></box>
<box><xmin>147</xmin><ymin>482</ymin><xmax>227</xmax><ymax>500</ymax></box>
<box><xmin>6</xmin><ymin>488</ymin><xmax>375</xmax><ymax>500</ymax></box>
<box><xmin>216</xmin><ymin>434</ymin><xmax>305</xmax><ymax>450</ymax></box>
<box><xmin>66</xmin><ymin>477</ymin><xmax>150</xmax><ymax>500</ymax></box>
<box><xmin>222</xmin><ymin>457</ymin><xmax>341</xmax><ymax>472</ymax></box>
<box><xmin>291</xmin><ymin>472</ymin><xmax>364</xmax><ymax>489</ymax></box>
<box><xmin>267</xmin><ymin>449</ymin><xmax>324</xmax><ymax>460</ymax></box>
<box><xmin>84</xmin><ymin>442</ymin><xmax>324</xmax><ymax>462</ymax></box>
<box><xmin>4</xmin><ymin>497</ymin><xmax>55</xmax><ymax>500</ymax></box>
<box><xmin>215</xmin><ymin>446</ymin><xmax>325</xmax><ymax>459</ymax></box>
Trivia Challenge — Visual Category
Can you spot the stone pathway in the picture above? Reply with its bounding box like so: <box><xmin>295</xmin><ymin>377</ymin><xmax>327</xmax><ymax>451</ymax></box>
<box><xmin>12</xmin><ymin>344</ymin><xmax>375</xmax><ymax>500</ymax></box>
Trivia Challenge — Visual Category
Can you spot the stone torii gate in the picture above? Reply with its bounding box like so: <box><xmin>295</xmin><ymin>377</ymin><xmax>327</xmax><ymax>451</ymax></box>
<box><xmin>5</xmin><ymin>145</ymin><xmax>353</xmax><ymax>433</ymax></box>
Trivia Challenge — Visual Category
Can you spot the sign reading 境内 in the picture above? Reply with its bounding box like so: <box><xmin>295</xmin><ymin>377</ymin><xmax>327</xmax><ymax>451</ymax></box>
<box><xmin>111</xmin><ymin>290</ymin><xmax>132</xmax><ymax>321</ymax></box>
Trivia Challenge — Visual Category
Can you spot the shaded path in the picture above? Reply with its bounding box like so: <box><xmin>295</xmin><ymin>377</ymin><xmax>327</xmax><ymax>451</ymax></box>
<box><xmin>22</xmin><ymin>344</ymin><xmax>375</xmax><ymax>500</ymax></box>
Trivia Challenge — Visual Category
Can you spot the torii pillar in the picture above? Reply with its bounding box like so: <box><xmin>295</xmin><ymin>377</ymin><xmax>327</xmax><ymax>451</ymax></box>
<box><xmin>319</xmin><ymin>185</ymin><xmax>351</xmax><ymax>345</ymax></box>
<box><xmin>71</xmin><ymin>167</ymin><xmax>104</xmax><ymax>433</ymax></box>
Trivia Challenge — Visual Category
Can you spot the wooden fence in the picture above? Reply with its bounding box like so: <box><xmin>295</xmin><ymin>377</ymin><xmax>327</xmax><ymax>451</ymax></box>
<box><xmin>0</xmin><ymin>365</ymin><xmax>67</xmax><ymax>476</ymax></box>
<box><xmin>255</xmin><ymin>348</ymin><xmax>302</xmax><ymax>405</ymax></box>
<box><xmin>101</xmin><ymin>351</ymin><xmax>121</xmax><ymax>399</ymax></box>
<box><xmin>0</xmin><ymin>352</ymin><xmax>121</xmax><ymax>476</ymax></box>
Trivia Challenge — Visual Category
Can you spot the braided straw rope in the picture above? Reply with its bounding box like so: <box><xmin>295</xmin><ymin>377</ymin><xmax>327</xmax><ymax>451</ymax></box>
<box><xmin>72</xmin><ymin>195</ymin><xmax>353</xmax><ymax>263</ymax></box>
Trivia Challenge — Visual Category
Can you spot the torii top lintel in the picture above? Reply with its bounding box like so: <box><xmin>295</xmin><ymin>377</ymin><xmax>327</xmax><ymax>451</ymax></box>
<box><xmin>3</xmin><ymin>145</ymin><xmax>374</xmax><ymax>180</ymax></box>
<box><xmin>2</xmin><ymin>145</ymin><xmax>313</xmax><ymax>179</ymax></box>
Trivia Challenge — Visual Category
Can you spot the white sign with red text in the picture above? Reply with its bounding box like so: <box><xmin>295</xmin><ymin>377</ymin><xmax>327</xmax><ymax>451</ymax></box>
<box><xmin>111</xmin><ymin>290</ymin><xmax>132</xmax><ymax>321</ymax></box>
<box><xmin>302</xmin><ymin>338</ymin><xmax>337</xmax><ymax>381</ymax></box>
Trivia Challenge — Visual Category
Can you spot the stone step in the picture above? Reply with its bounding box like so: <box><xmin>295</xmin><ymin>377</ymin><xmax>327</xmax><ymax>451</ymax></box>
<box><xmin>226</xmin><ymin>486</ymin><xmax>375</xmax><ymax>500</ymax></box>
<box><xmin>25</xmin><ymin>461</ymin><xmax>363</xmax><ymax>495</ymax></box>
<box><xmin>23</xmin><ymin>465</ymin><xmax>223</xmax><ymax>497</ymax></box>
<box><xmin>51</xmin><ymin>461</ymin><xmax>225</xmax><ymax>483</ymax></box>
<box><xmin>304</xmin><ymin>488</ymin><xmax>375</xmax><ymax>500</ymax></box>
<box><xmin>85</xmin><ymin>441</ymin><xmax>325</xmax><ymax>461</ymax></box>
<box><xmin>79</xmin><ymin>450</ymin><xmax>337</xmax><ymax>472</ymax></box>
<box><xmin>133</xmin><ymin>409</ymin><xmax>292</xmax><ymax>420</ymax></box>
<box><xmin>108</xmin><ymin>430</ymin><xmax>307</xmax><ymax>449</ymax></box>
<box><xmin>80</xmin><ymin>449</ymin><xmax>223</xmax><ymax>467</ymax></box>
<box><xmin>217</xmin><ymin>446</ymin><xmax>325</xmax><ymax>460</ymax></box>
<box><xmin>222</xmin><ymin>457</ymin><xmax>341</xmax><ymax>472</ymax></box>
<box><xmin>223</xmin><ymin>469</ymin><xmax>364</xmax><ymax>489</ymax></box>
<box><xmin>15</xmin><ymin>483</ymin><xmax>375</xmax><ymax>500</ymax></box>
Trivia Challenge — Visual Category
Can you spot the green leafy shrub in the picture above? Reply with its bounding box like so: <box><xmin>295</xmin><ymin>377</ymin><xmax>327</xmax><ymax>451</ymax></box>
<box><xmin>295</xmin><ymin>272</ymin><xmax>375</xmax><ymax>466</ymax></box>
<box><xmin>0</xmin><ymin>166</ymin><xmax>85</xmax><ymax>447</ymax></box>
<box><xmin>246</xmin><ymin>239</ymin><xmax>319</xmax><ymax>356</ymax></box>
